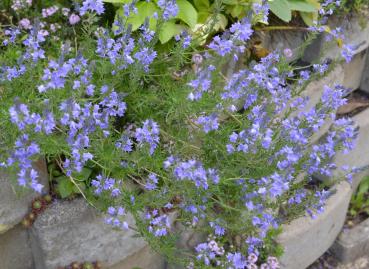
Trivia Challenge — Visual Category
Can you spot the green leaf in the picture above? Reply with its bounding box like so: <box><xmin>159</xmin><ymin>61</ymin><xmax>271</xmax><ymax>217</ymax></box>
<box><xmin>213</xmin><ymin>14</ymin><xmax>228</xmax><ymax>31</ymax></box>
<box><xmin>103</xmin><ymin>0</ymin><xmax>132</xmax><ymax>3</ymax></box>
<box><xmin>268</xmin><ymin>0</ymin><xmax>292</xmax><ymax>22</ymax></box>
<box><xmin>193</xmin><ymin>0</ymin><xmax>209</xmax><ymax>10</ymax></box>
<box><xmin>159</xmin><ymin>21</ymin><xmax>183</xmax><ymax>43</ymax></box>
<box><xmin>116</xmin><ymin>2</ymin><xmax>158</xmax><ymax>31</ymax></box>
<box><xmin>288</xmin><ymin>0</ymin><xmax>318</xmax><ymax>12</ymax></box>
<box><xmin>176</xmin><ymin>0</ymin><xmax>198</xmax><ymax>29</ymax></box>
<box><xmin>229</xmin><ymin>4</ymin><xmax>245</xmax><ymax>18</ymax></box>
<box><xmin>72</xmin><ymin>167</ymin><xmax>92</xmax><ymax>182</ymax></box>
<box><xmin>197</xmin><ymin>11</ymin><xmax>210</xmax><ymax>23</ymax></box>
<box><xmin>56</xmin><ymin>177</ymin><xmax>74</xmax><ymax>199</ymax></box>
<box><xmin>222</xmin><ymin>0</ymin><xmax>239</xmax><ymax>5</ymax></box>
<box><xmin>300</xmin><ymin>11</ymin><xmax>317</xmax><ymax>26</ymax></box>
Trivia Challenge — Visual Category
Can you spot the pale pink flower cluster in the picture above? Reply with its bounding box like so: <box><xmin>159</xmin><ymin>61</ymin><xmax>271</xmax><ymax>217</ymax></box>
<box><xmin>42</xmin><ymin>6</ymin><xmax>59</xmax><ymax>18</ymax></box>
<box><xmin>11</xmin><ymin>0</ymin><xmax>32</xmax><ymax>10</ymax></box>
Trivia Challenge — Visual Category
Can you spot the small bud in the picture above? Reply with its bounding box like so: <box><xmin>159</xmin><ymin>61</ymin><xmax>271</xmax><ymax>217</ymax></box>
<box><xmin>22</xmin><ymin>218</ymin><xmax>31</xmax><ymax>228</ymax></box>
<box><xmin>71</xmin><ymin>262</ymin><xmax>80</xmax><ymax>269</ymax></box>
<box><xmin>32</xmin><ymin>200</ymin><xmax>42</xmax><ymax>210</ymax></box>
<box><xmin>44</xmin><ymin>194</ymin><xmax>52</xmax><ymax>203</ymax></box>
<box><xmin>83</xmin><ymin>262</ymin><xmax>93</xmax><ymax>269</ymax></box>
<box><xmin>28</xmin><ymin>212</ymin><xmax>36</xmax><ymax>221</ymax></box>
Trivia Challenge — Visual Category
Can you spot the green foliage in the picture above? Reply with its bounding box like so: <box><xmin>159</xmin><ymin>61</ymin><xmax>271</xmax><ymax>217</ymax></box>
<box><xmin>349</xmin><ymin>176</ymin><xmax>369</xmax><ymax>217</ymax></box>
<box><xmin>109</xmin><ymin>0</ymin><xmax>198</xmax><ymax>43</ymax></box>
<box><xmin>268</xmin><ymin>0</ymin><xmax>320</xmax><ymax>25</ymax></box>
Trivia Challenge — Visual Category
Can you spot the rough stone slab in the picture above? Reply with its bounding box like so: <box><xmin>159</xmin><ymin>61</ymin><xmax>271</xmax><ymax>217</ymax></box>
<box><xmin>108</xmin><ymin>245</ymin><xmax>165</xmax><ymax>269</ymax></box>
<box><xmin>257</xmin><ymin>30</ymin><xmax>306</xmax><ymax>61</ymax></box>
<box><xmin>277</xmin><ymin>181</ymin><xmax>352</xmax><ymax>269</ymax></box>
<box><xmin>343</xmin><ymin>49</ymin><xmax>368</xmax><ymax>90</ymax></box>
<box><xmin>0</xmin><ymin>159</ymin><xmax>49</xmax><ymax>234</ymax></box>
<box><xmin>300</xmin><ymin>64</ymin><xmax>344</xmax><ymax>144</ymax></box>
<box><xmin>360</xmin><ymin>48</ymin><xmax>369</xmax><ymax>93</ymax></box>
<box><xmin>331</xmin><ymin>218</ymin><xmax>369</xmax><ymax>264</ymax></box>
<box><xmin>0</xmin><ymin>225</ymin><xmax>34</xmax><ymax>269</ymax></box>
<box><xmin>326</xmin><ymin>16</ymin><xmax>369</xmax><ymax>59</ymax></box>
<box><xmin>30</xmin><ymin>198</ymin><xmax>149</xmax><ymax>269</ymax></box>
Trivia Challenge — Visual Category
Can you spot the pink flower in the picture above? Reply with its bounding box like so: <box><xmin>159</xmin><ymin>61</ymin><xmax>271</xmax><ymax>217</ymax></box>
<box><xmin>283</xmin><ymin>48</ymin><xmax>293</xmax><ymax>58</ymax></box>
<box><xmin>19</xmin><ymin>18</ymin><xmax>32</xmax><ymax>29</ymax></box>
<box><xmin>69</xmin><ymin>14</ymin><xmax>81</xmax><ymax>25</ymax></box>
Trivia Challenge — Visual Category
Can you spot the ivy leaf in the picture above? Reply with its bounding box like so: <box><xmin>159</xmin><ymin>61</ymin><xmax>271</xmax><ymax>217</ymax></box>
<box><xmin>176</xmin><ymin>0</ymin><xmax>198</xmax><ymax>29</ymax></box>
<box><xmin>288</xmin><ymin>0</ymin><xmax>318</xmax><ymax>12</ymax></box>
<box><xmin>56</xmin><ymin>177</ymin><xmax>75</xmax><ymax>199</ymax></box>
<box><xmin>159</xmin><ymin>21</ymin><xmax>183</xmax><ymax>43</ymax></box>
<box><xmin>268</xmin><ymin>0</ymin><xmax>292</xmax><ymax>22</ymax></box>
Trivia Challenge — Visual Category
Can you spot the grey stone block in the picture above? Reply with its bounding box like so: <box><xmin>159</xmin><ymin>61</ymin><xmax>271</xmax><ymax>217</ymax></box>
<box><xmin>0</xmin><ymin>225</ymin><xmax>34</xmax><ymax>269</ymax></box>
<box><xmin>0</xmin><ymin>159</ymin><xmax>49</xmax><ymax>234</ymax></box>
<box><xmin>331</xmin><ymin>218</ymin><xmax>369</xmax><ymax>264</ymax></box>
<box><xmin>277</xmin><ymin>181</ymin><xmax>352</xmax><ymax>269</ymax></box>
<box><xmin>299</xmin><ymin>64</ymin><xmax>344</xmax><ymax>144</ymax></box>
<box><xmin>360</xmin><ymin>48</ymin><xmax>369</xmax><ymax>93</ymax></box>
<box><xmin>257</xmin><ymin>30</ymin><xmax>306</xmax><ymax>61</ymax></box>
<box><xmin>30</xmin><ymin>198</ymin><xmax>149</xmax><ymax>269</ymax></box>
<box><xmin>108</xmin><ymin>245</ymin><xmax>165</xmax><ymax>269</ymax></box>
<box><xmin>343</xmin><ymin>49</ymin><xmax>368</xmax><ymax>90</ymax></box>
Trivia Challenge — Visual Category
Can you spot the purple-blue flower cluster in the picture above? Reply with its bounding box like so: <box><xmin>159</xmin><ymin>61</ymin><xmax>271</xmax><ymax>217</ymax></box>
<box><xmin>135</xmin><ymin>120</ymin><xmax>160</xmax><ymax>155</ymax></box>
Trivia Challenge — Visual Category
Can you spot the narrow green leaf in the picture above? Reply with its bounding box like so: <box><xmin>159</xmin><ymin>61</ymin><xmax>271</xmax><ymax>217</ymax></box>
<box><xmin>176</xmin><ymin>0</ymin><xmax>198</xmax><ymax>29</ymax></box>
<box><xmin>268</xmin><ymin>0</ymin><xmax>292</xmax><ymax>22</ymax></box>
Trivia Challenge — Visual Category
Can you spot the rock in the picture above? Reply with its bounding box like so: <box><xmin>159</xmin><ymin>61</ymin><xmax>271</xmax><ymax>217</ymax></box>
<box><xmin>325</xmin><ymin>15</ymin><xmax>369</xmax><ymax>60</ymax></box>
<box><xmin>0</xmin><ymin>159</ymin><xmax>49</xmax><ymax>234</ymax></box>
<box><xmin>343</xmin><ymin>49</ymin><xmax>368</xmax><ymax>90</ymax></box>
<box><xmin>30</xmin><ymin>198</ymin><xmax>150</xmax><ymax>269</ymax></box>
<box><xmin>0</xmin><ymin>225</ymin><xmax>34</xmax><ymax>269</ymax></box>
<box><xmin>108</xmin><ymin>245</ymin><xmax>165</xmax><ymax>269</ymax></box>
<box><xmin>301</xmin><ymin>64</ymin><xmax>344</xmax><ymax>144</ymax></box>
<box><xmin>257</xmin><ymin>30</ymin><xmax>306</xmax><ymax>61</ymax></box>
<box><xmin>331</xmin><ymin>218</ymin><xmax>369</xmax><ymax>264</ymax></box>
<box><xmin>277</xmin><ymin>181</ymin><xmax>352</xmax><ymax>269</ymax></box>
<box><xmin>360</xmin><ymin>48</ymin><xmax>369</xmax><ymax>94</ymax></box>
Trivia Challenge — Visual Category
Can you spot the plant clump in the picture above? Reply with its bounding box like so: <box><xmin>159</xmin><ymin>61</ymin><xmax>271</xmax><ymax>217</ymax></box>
<box><xmin>0</xmin><ymin>0</ymin><xmax>361</xmax><ymax>268</ymax></box>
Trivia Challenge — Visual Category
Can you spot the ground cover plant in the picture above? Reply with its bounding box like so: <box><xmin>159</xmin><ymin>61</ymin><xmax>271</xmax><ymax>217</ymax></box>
<box><xmin>0</xmin><ymin>0</ymin><xmax>360</xmax><ymax>268</ymax></box>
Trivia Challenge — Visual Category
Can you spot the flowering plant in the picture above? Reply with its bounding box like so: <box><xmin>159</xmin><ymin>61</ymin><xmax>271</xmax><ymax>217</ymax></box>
<box><xmin>0</xmin><ymin>0</ymin><xmax>358</xmax><ymax>268</ymax></box>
